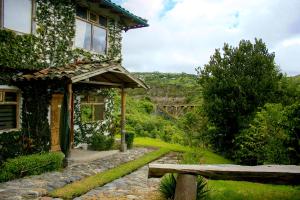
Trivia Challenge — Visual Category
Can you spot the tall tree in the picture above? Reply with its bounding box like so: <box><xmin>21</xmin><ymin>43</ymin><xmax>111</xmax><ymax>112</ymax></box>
<box><xmin>197</xmin><ymin>39</ymin><xmax>281</xmax><ymax>154</ymax></box>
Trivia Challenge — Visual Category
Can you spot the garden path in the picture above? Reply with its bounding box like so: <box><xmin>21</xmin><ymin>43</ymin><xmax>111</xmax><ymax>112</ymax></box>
<box><xmin>0</xmin><ymin>148</ymin><xmax>152</xmax><ymax>200</ymax></box>
<box><xmin>75</xmin><ymin>152</ymin><xmax>180</xmax><ymax>200</ymax></box>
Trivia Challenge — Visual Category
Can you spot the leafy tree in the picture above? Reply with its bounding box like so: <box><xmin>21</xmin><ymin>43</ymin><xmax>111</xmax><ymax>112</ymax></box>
<box><xmin>197</xmin><ymin>39</ymin><xmax>282</xmax><ymax>154</ymax></box>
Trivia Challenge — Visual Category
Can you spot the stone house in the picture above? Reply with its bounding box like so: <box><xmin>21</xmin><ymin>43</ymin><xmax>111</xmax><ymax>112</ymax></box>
<box><xmin>0</xmin><ymin>0</ymin><xmax>148</xmax><ymax>160</ymax></box>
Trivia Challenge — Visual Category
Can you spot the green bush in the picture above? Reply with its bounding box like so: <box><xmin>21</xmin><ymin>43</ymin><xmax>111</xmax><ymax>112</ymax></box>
<box><xmin>125</xmin><ymin>132</ymin><xmax>135</xmax><ymax>149</ymax></box>
<box><xmin>0</xmin><ymin>152</ymin><xmax>64</xmax><ymax>182</ymax></box>
<box><xmin>89</xmin><ymin>134</ymin><xmax>114</xmax><ymax>151</ymax></box>
<box><xmin>0</xmin><ymin>131</ymin><xmax>23</xmax><ymax>163</ymax></box>
<box><xmin>234</xmin><ymin>103</ymin><xmax>300</xmax><ymax>165</ymax></box>
<box><xmin>159</xmin><ymin>173</ymin><xmax>209</xmax><ymax>200</ymax></box>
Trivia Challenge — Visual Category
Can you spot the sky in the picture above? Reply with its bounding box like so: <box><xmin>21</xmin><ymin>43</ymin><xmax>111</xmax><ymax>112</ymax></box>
<box><xmin>113</xmin><ymin>0</ymin><xmax>300</xmax><ymax>76</ymax></box>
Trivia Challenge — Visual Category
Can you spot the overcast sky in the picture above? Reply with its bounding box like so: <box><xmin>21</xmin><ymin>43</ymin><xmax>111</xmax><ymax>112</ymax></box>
<box><xmin>113</xmin><ymin>0</ymin><xmax>300</xmax><ymax>76</ymax></box>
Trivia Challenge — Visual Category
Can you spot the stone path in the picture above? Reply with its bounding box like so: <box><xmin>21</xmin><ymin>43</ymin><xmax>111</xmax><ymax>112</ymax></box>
<box><xmin>0</xmin><ymin>148</ymin><xmax>153</xmax><ymax>200</ymax></box>
<box><xmin>76</xmin><ymin>152</ymin><xmax>181</xmax><ymax>200</ymax></box>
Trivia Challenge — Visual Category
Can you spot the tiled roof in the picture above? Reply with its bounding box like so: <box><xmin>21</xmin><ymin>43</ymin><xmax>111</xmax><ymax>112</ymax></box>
<box><xmin>14</xmin><ymin>61</ymin><xmax>148</xmax><ymax>89</ymax></box>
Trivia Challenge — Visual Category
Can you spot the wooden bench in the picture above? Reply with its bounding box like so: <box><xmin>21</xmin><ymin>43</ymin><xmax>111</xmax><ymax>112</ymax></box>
<box><xmin>148</xmin><ymin>164</ymin><xmax>300</xmax><ymax>200</ymax></box>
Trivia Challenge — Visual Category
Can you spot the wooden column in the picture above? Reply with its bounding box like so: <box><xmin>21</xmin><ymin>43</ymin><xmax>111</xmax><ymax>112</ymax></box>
<box><xmin>120</xmin><ymin>87</ymin><xmax>127</xmax><ymax>152</ymax></box>
<box><xmin>68</xmin><ymin>83</ymin><xmax>74</xmax><ymax>149</ymax></box>
<box><xmin>174</xmin><ymin>174</ymin><xmax>197</xmax><ymax>200</ymax></box>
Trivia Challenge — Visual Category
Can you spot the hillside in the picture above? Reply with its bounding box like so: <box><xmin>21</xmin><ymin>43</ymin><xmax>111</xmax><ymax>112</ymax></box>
<box><xmin>128</xmin><ymin>72</ymin><xmax>202</xmax><ymax>104</ymax></box>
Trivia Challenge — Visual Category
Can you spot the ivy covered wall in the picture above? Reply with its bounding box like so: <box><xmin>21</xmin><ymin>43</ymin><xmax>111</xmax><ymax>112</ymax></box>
<box><xmin>0</xmin><ymin>0</ymin><xmax>123</xmax><ymax>75</ymax></box>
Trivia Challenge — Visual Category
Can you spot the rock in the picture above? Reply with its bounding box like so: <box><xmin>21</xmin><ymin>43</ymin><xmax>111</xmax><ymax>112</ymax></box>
<box><xmin>127</xmin><ymin>194</ymin><xmax>138</xmax><ymax>199</ymax></box>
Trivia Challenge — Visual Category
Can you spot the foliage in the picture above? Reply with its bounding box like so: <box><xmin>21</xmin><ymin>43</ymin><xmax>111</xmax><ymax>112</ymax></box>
<box><xmin>90</xmin><ymin>134</ymin><xmax>114</xmax><ymax>151</ymax></box>
<box><xmin>50</xmin><ymin>148</ymin><xmax>170</xmax><ymax>199</ymax></box>
<box><xmin>60</xmin><ymin>91</ymin><xmax>70</xmax><ymax>156</ymax></box>
<box><xmin>181</xmin><ymin>150</ymin><xmax>204</xmax><ymax>164</ymax></box>
<box><xmin>129</xmin><ymin>72</ymin><xmax>202</xmax><ymax>103</ymax></box>
<box><xmin>17</xmin><ymin>81</ymin><xmax>53</xmax><ymax>154</ymax></box>
<box><xmin>234</xmin><ymin>103</ymin><xmax>300</xmax><ymax>165</ymax></box>
<box><xmin>159</xmin><ymin>173</ymin><xmax>208</xmax><ymax>200</ymax></box>
<box><xmin>113</xmin><ymin>96</ymin><xmax>185</xmax><ymax>144</ymax></box>
<box><xmin>197</xmin><ymin>39</ymin><xmax>281</xmax><ymax>154</ymax></box>
<box><xmin>159</xmin><ymin>173</ymin><xmax>177</xmax><ymax>200</ymax></box>
<box><xmin>74</xmin><ymin>88</ymin><xmax>116</xmax><ymax>145</ymax></box>
<box><xmin>0</xmin><ymin>152</ymin><xmax>64</xmax><ymax>182</ymax></box>
<box><xmin>0</xmin><ymin>131</ymin><xmax>24</xmax><ymax>163</ymax></box>
<box><xmin>125</xmin><ymin>132</ymin><xmax>135</xmax><ymax>149</ymax></box>
<box><xmin>179</xmin><ymin>107</ymin><xmax>210</xmax><ymax>147</ymax></box>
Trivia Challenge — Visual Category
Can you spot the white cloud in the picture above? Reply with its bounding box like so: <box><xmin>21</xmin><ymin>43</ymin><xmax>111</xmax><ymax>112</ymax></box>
<box><xmin>118</xmin><ymin>0</ymin><xmax>300</xmax><ymax>75</ymax></box>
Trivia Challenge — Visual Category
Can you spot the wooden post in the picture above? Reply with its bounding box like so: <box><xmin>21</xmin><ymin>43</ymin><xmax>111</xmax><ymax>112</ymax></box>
<box><xmin>174</xmin><ymin>174</ymin><xmax>197</xmax><ymax>200</ymax></box>
<box><xmin>68</xmin><ymin>83</ymin><xmax>74</xmax><ymax>149</ymax></box>
<box><xmin>120</xmin><ymin>87</ymin><xmax>127</xmax><ymax>152</ymax></box>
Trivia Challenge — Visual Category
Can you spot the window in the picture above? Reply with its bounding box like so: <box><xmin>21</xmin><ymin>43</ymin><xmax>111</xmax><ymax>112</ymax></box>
<box><xmin>74</xmin><ymin>6</ymin><xmax>107</xmax><ymax>54</ymax></box>
<box><xmin>0</xmin><ymin>90</ymin><xmax>20</xmax><ymax>131</ymax></box>
<box><xmin>81</xmin><ymin>95</ymin><xmax>105</xmax><ymax>122</ymax></box>
<box><xmin>2</xmin><ymin>0</ymin><xmax>32</xmax><ymax>34</ymax></box>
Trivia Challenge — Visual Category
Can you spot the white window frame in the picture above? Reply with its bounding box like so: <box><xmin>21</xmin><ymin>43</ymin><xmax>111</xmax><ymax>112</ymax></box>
<box><xmin>0</xmin><ymin>86</ymin><xmax>21</xmax><ymax>133</ymax></box>
<box><xmin>0</xmin><ymin>0</ymin><xmax>35</xmax><ymax>34</ymax></box>
<box><xmin>74</xmin><ymin>8</ymin><xmax>108</xmax><ymax>55</ymax></box>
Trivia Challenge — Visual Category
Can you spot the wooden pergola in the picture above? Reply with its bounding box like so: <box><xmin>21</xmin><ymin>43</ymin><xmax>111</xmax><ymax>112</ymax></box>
<box><xmin>16</xmin><ymin>61</ymin><xmax>148</xmax><ymax>152</ymax></box>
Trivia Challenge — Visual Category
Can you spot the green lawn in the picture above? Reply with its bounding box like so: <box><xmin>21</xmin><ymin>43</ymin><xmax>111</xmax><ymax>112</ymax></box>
<box><xmin>135</xmin><ymin>137</ymin><xmax>300</xmax><ymax>200</ymax></box>
<box><xmin>134</xmin><ymin>137</ymin><xmax>232</xmax><ymax>164</ymax></box>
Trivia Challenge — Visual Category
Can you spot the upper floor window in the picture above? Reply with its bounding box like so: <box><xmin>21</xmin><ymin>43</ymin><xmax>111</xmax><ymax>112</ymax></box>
<box><xmin>75</xmin><ymin>6</ymin><xmax>107</xmax><ymax>54</ymax></box>
<box><xmin>1</xmin><ymin>0</ymin><xmax>32</xmax><ymax>34</ymax></box>
<box><xmin>0</xmin><ymin>89</ymin><xmax>20</xmax><ymax>131</ymax></box>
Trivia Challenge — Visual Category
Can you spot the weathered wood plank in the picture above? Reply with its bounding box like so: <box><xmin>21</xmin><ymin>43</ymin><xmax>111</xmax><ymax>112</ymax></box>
<box><xmin>148</xmin><ymin>164</ymin><xmax>300</xmax><ymax>185</ymax></box>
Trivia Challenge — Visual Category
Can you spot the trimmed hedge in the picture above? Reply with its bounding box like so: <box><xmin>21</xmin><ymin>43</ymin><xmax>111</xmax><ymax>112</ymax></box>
<box><xmin>0</xmin><ymin>152</ymin><xmax>64</xmax><ymax>182</ymax></box>
<box><xmin>125</xmin><ymin>132</ymin><xmax>135</xmax><ymax>149</ymax></box>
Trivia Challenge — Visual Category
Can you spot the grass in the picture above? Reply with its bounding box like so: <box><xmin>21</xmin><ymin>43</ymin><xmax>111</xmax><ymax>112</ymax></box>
<box><xmin>134</xmin><ymin>137</ymin><xmax>232</xmax><ymax>164</ymax></box>
<box><xmin>207</xmin><ymin>180</ymin><xmax>300</xmax><ymax>200</ymax></box>
<box><xmin>50</xmin><ymin>148</ymin><xmax>170</xmax><ymax>199</ymax></box>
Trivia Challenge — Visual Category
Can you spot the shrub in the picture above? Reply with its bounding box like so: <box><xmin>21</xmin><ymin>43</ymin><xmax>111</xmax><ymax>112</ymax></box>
<box><xmin>125</xmin><ymin>132</ymin><xmax>135</xmax><ymax>149</ymax></box>
<box><xmin>234</xmin><ymin>103</ymin><xmax>292</xmax><ymax>165</ymax></box>
<box><xmin>89</xmin><ymin>134</ymin><xmax>114</xmax><ymax>151</ymax></box>
<box><xmin>0</xmin><ymin>152</ymin><xmax>64</xmax><ymax>182</ymax></box>
<box><xmin>160</xmin><ymin>173</ymin><xmax>177</xmax><ymax>200</ymax></box>
<box><xmin>0</xmin><ymin>131</ymin><xmax>23</xmax><ymax>163</ymax></box>
<box><xmin>159</xmin><ymin>173</ymin><xmax>209</xmax><ymax>200</ymax></box>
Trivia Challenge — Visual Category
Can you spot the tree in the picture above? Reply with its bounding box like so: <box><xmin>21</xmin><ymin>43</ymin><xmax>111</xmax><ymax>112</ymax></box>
<box><xmin>197</xmin><ymin>39</ymin><xmax>282</xmax><ymax>154</ymax></box>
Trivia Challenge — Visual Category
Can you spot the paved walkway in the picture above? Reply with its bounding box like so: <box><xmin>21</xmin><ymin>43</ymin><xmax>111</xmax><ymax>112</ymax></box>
<box><xmin>0</xmin><ymin>148</ymin><xmax>153</xmax><ymax>200</ymax></box>
<box><xmin>76</xmin><ymin>152</ymin><xmax>180</xmax><ymax>200</ymax></box>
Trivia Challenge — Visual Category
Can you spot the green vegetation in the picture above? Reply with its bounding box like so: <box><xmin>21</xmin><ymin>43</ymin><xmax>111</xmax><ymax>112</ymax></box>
<box><xmin>134</xmin><ymin>137</ymin><xmax>232</xmax><ymax>164</ymax></box>
<box><xmin>125</xmin><ymin>132</ymin><xmax>135</xmax><ymax>149</ymax></box>
<box><xmin>50</xmin><ymin>148</ymin><xmax>170</xmax><ymax>199</ymax></box>
<box><xmin>90</xmin><ymin>134</ymin><xmax>115</xmax><ymax>151</ymax></box>
<box><xmin>113</xmin><ymin>96</ymin><xmax>185</xmax><ymax>144</ymax></box>
<box><xmin>129</xmin><ymin>72</ymin><xmax>202</xmax><ymax>103</ymax></box>
<box><xmin>0</xmin><ymin>152</ymin><xmax>64</xmax><ymax>182</ymax></box>
<box><xmin>207</xmin><ymin>180</ymin><xmax>300</xmax><ymax>200</ymax></box>
<box><xmin>159</xmin><ymin>174</ymin><xmax>208</xmax><ymax>200</ymax></box>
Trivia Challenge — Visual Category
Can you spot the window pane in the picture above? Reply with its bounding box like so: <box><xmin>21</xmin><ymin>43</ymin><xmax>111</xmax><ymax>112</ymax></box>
<box><xmin>0</xmin><ymin>105</ymin><xmax>17</xmax><ymax>130</ymax></box>
<box><xmin>99</xmin><ymin>16</ymin><xmax>107</xmax><ymax>27</ymax></box>
<box><xmin>5</xmin><ymin>92</ymin><xmax>17</xmax><ymax>102</ymax></box>
<box><xmin>76</xmin><ymin>6</ymin><xmax>87</xmax><ymax>19</ymax></box>
<box><xmin>93</xmin><ymin>26</ymin><xmax>107</xmax><ymax>53</ymax></box>
<box><xmin>94</xmin><ymin>105</ymin><xmax>104</xmax><ymax>121</ymax></box>
<box><xmin>81</xmin><ymin>105</ymin><xmax>93</xmax><ymax>123</ymax></box>
<box><xmin>75</xmin><ymin>19</ymin><xmax>91</xmax><ymax>50</ymax></box>
<box><xmin>4</xmin><ymin>0</ymin><xmax>32</xmax><ymax>33</ymax></box>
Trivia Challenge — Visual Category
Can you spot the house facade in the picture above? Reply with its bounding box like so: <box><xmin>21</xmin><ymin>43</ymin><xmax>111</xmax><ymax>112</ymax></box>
<box><xmin>0</xmin><ymin>0</ymin><xmax>148</xmax><ymax>161</ymax></box>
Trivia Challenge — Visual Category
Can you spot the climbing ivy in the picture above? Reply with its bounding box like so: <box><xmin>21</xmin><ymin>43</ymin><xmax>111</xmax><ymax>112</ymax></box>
<box><xmin>0</xmin><ymin>0</ymin><xmax>123</xmax><ymax>72</ymax></box>
<box><xmin>73</xmin><ymin>87</ymin><xmax>116</xmax><ymax>146</ymax></box>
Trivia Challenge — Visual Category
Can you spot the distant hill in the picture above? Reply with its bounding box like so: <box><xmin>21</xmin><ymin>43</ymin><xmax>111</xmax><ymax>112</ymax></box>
<box><xmin>128</xmin><ymin>72</ymin><xmax>202</xmax><ymax>104</ymax></box>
